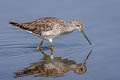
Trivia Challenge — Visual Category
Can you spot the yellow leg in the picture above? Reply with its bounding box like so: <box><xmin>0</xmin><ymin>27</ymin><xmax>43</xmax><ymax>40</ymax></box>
<box><xmin>36</xmin><ymin>40</ymin><xmax>44</xmax><ymax>50</ymax></box>
<box><xmin>50</xmin><ymin>41</ymin><xmax>54</xmax><ymax>59</ymax></box>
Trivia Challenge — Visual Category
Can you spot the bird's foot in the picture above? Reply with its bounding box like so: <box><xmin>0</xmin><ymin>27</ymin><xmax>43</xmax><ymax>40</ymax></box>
<box><xmin>36</xmin><ymin>46</ymin><xmax>40</xmax><ymax>50</ymax></box>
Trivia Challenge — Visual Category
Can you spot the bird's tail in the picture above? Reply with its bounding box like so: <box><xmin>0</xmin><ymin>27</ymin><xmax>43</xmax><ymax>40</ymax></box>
<box><xmin>9</xmin><ymin>22</ymin><xmax>21</xmax><ymax>27</ymax></box>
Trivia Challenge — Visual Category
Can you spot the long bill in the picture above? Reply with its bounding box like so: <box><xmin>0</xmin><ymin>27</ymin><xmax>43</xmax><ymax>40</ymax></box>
<box><xmin>81</xmin><ymin>30</ymin><xmax>92</xmax><ymax>45</ymax></box>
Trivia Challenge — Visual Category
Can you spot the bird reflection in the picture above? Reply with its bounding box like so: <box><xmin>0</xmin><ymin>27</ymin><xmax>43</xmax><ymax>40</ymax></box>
<box><xmin>15</xmin><ymin>49</ymin><xmax>92</xmax><ymax>78</ymax></box>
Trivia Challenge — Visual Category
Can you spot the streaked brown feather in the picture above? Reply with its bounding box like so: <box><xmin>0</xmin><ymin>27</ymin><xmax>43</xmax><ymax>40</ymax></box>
<box><xmin>10</xmin><ymin>17</ymin><xmax>67</xmax><ymax>35</ymax></box>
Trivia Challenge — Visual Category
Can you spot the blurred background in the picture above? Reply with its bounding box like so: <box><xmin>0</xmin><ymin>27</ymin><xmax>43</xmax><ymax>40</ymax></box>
<box><xmin>0</xmin><ymin>0</ymin><xmax>120</xmax><ymax>80</ymax></box>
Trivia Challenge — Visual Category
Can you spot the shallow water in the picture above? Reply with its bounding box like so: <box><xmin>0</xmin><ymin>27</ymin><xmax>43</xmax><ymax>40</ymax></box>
<box><xmin>0</xmin><ymin>0</ymin><xmax>120</xmax><ymax>80</ymax></box>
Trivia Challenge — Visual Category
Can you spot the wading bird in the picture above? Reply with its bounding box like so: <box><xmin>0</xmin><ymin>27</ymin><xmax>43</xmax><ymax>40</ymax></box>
<box><xmin>9</xmin><ymin>17</ymin><xmax>92</xmax><ymax>58</ymax></box>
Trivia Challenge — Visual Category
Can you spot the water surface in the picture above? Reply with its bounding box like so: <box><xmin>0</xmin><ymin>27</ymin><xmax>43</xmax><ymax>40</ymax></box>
<box><xmin>0</xmin><ymin>0</ymin><xmax>120</xmax><ymax>80</ymax></box>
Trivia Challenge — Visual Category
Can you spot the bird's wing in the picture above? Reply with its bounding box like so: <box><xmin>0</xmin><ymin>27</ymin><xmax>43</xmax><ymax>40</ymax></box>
<box><xmin>19</xmin><ymin>17</ymin><xmax>67</xmax><ymax>35</ymax></box>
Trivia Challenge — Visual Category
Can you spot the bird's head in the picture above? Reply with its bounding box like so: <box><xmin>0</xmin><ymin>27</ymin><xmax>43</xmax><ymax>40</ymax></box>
<box><xmin>73</xmin><ymin>18</ymin><xmax>84</xmax><ymax>31</ymax></box>
<box><xmin>71</xmin><ymin>18</ymin><xmax>92</xmax><ymax>45</ymax></box>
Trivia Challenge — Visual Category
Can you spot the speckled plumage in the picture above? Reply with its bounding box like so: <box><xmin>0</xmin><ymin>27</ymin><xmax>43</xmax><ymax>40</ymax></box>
<box><xmin>9</xmin><ymin>17</ymin><xmax>91</xmax><ymax>58</ymax></box>
<box><xmin>9</xmin><ymin>17</ymin><xmax>80</xmax><ymax>40</ymax></box>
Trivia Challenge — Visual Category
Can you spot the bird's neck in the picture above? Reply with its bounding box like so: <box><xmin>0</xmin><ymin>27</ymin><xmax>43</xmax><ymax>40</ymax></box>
<box><xmin>61</xmin><ymin>25</ymin><xmax>74</xmax><ymax>35</ymax></box>
<box><xmin>61</xmin><ymin>22</ymin><xmax>77</xmax><ymax>35</ymax></box>
<box><xmin>64</xmin><ymin>23</ymin><xmax>76</xmax><ymax>33</ymax></box>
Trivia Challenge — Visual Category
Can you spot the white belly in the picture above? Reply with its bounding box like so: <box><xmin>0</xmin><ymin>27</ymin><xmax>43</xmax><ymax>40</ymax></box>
<box><xmin>40</xmin><ymin>29</ymin><xmax>61</xmax><ymax>40</ymax></box>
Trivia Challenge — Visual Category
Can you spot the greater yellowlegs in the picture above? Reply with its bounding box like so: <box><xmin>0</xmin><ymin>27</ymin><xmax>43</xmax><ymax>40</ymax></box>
<box><xmin>9</xmin><ymin>17</ymin><xmax>92</xmax><ymax>58</ymax></box>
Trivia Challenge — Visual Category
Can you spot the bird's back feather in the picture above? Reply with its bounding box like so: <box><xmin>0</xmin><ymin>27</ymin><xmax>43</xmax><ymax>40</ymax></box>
<box><xmin>9</xmin><ymin>17</ymin><xmax>68</xmax><ymax>36</ymax></box>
